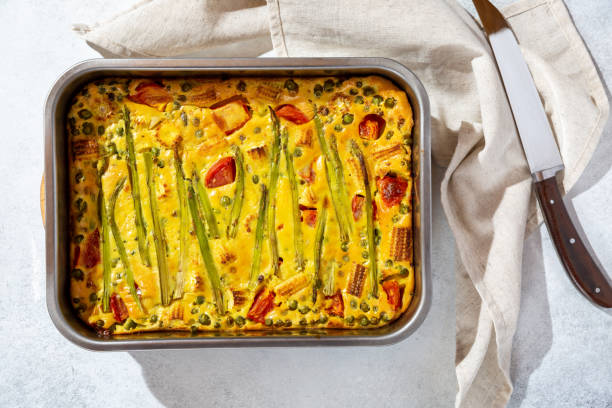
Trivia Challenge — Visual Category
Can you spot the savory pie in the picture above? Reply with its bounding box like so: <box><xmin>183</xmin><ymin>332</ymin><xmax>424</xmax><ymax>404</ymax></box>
<box><xmin>67</xmin><ymin>75</ymin><xmax>414</xmax><ymax>334</ymax></box>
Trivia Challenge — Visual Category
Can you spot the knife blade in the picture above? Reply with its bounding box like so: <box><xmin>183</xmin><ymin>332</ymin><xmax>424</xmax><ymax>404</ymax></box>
<box><xmin>473</xmin><ymin>0</ymin><xmax>612</xmax><ymax>308</ymax></box>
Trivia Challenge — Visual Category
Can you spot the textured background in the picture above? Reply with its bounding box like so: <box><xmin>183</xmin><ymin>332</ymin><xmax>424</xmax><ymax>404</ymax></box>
<box><xmin>0</xmin><ymin>0</ymin><xmax>610</xmax><ymax>407</ymax></box>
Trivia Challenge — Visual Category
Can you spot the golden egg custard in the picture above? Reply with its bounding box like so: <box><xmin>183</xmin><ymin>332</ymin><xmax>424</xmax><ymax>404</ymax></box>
<box><xmin>67</xmin><ymin>75</ymin><xmax>415</xmax><ymax>335</ymax></box>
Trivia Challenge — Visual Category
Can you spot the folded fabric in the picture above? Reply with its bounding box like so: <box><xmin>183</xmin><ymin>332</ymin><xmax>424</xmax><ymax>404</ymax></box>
<box><xmin>74</xmin><ymin>1</ymin><xmax>609</xmax><ymax>406</ymax></box>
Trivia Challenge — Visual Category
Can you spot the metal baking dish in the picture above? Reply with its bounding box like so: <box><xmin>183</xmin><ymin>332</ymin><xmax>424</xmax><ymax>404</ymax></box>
<box><xmin>45</xmin><ymin>58</ymin><xmax>431</xmax><ymax>350</ymax></box>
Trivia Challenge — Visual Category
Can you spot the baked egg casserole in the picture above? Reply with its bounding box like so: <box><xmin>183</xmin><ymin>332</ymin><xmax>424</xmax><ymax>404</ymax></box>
<box><xmin>67</xmin><ymin>75</ymin><xmax>415</xmax><ymax>334</ymax></box>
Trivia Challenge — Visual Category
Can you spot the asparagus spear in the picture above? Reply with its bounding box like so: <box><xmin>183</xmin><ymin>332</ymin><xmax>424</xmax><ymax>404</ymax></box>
<box><xmin>329</xmin><ymin>133</ymin><xmax>352</xmax><ymax>234</ymax></box>
<box><xmin>192</xmin><ymin>169</ymin><xmax>220</xmax><ymax>239</ymax></box>
<box><xmin>226</xmin><ymin>145</ymin><xmax>245</xmax><ymax>239</ymax></box>
<box><xmin>267</xmin><ymin>107</ymin><xmax>282</xmax><ymax>277</ymax></box>
<box><xmin>281</xmin><ymin>128</ymin><xmax>305</xmax><ymax>271</ymax></box>
<box><xmin>248</xmin><ymin>184</ymin><xmax>268</xmax><ymax>289</ymax></box>
<box><xmin>314</xmin><ymin>114</ymin><xmax>351</xmax><ymax>243</ymax></box>
<box><xmin>187</xmin><ymin>183</ymin><xmax>225</xmax><ymax>314</ymax></box>
<box><xmin>173</xmin><ymin>148</ymin><xmax>188</xmax><ymax>300</ymax></box>
<box><xmin>143</xmin><ymin>151</ymin><xmax>171</xmax><ymax>306</ymax></box>
<box><xmin>312</xmin><ymin>198</ymin><xmax>328</xmax><ymax>303</ymax></box>
<box><xmin>97</xmin><ymin>158</ymin><xmax>112</xmax><ymax>313</ymax></box>
<box><xmin>348</xmin><ymin>139</ymin><xmax>378</xmax><ymax>298</ymax></box>
<box><xmin>108</xmin><ymin>176</ymin><xmax>143</xmax><ymax>312</ymax></box>
<box><xmin>122</xmin><ymin>105</ymin><xmax>151</xmax><ymax>267</ymax></box>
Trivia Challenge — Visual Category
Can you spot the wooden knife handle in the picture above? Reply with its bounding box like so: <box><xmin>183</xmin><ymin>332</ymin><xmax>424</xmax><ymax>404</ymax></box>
<box><xmin>535</xmin><ymin>177</ymin><xmax>612</xmax><ymax>308</ymax></box>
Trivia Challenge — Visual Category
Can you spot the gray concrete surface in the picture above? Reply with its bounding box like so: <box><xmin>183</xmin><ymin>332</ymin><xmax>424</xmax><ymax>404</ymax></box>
<box><xmin>0</xmin><ymin>0</ymin><xmax>609</xmax><ymax>407</ymax></box>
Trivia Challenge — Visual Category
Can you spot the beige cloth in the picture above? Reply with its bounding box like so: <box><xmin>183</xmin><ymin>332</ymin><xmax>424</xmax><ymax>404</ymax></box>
<box><xmin>75</xmin><ymin>1</ymin><xmax>609</xmax><ymax>406</ymax></box>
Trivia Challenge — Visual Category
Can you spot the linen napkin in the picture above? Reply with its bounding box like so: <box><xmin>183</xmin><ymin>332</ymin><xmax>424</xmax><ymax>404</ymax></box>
<box><xmin>74</xmin><ymin>1</ymin><xmax>609</xmax><ymax>406</ymax></box>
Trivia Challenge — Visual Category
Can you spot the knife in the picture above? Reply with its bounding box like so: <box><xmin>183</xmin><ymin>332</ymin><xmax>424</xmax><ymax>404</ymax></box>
<box><xmin>473</xmin><ymin>0</ymin><xmax>612</xmax><ymax>308</ymax></box>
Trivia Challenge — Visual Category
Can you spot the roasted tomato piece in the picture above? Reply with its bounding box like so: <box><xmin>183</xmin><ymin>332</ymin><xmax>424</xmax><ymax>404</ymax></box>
<box><xmin>110</xmin><ymin>293</ymin><xmax>129</xmax><ymax>322</ymax></box>
<box><xmin>358</xmin><ymin>114</ymin><xmax>386</xmax><ymax>140</ymax></box>
<box><xmin>83</xmin><ymin>228</ymin><xmax>100</xmax><ymax>268</ymax></box>
<box><xmin>211</xmin><ymin>95</ymin><xmax>252</xmax><ymax>135</ymax></box>
<box><xmin>128</xmin><ymin>82</ymin><xmax>172</xmax><ymax>111</ymax></box>
<box><xmin>299</xmin><ymin>205</ymin><xmax>317</xmax><ymax>227</ymax></box>
<box><xmin>247</xmin><ymin>288</ymin><xmax>276</xmax><ymax>324</ymax></box>
<box><xmin>383</xmin><ymin>280</ymin><xmax>401</xmax><ymax>311</ymax></box>
<box><xmin>351</xmin><ymin>194</ymin><xmax>377</xmax><ymax>221</ymax></box>
<box><xmin>275</xmin><ymin>104</ymin><xmax>310</xmax><ymax>124</ymax></box>
<box><xmin>352</xmin><ymin>194</ymin><xmax>365</xmax><ymax>221</ymax></box>
<box><xmin>205</xmin><ymin>157</ymin><xmax>236</xmax><ymax>188</ymax></box>
<box><xmin>325</xmin><ymin>292</ymin><xmax>344</xmax><ymax>318</ymax></box>
<box><xmin>377</xmin><ymin>175</ymin><xmax>408</xmax><ymax>207</ymax></box>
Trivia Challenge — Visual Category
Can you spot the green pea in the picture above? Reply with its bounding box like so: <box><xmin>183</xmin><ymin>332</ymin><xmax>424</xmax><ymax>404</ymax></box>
<box><xmin>370</xmin><ymin>317</ymin><xmax>379</xmax><ymax>325</ymax></box>
<box><xmin>400</xmin><ymin>267</ymin><xmax>409</xmax><ymax>276</ymax></box>
<box><xmin>319</xmin><ymin>315</ymin><xmax>328</xmax><ymax>324</ymax></box>
<box><xmin>298</xmin><ymin>305</ymin><xmax>310</xmax><ymax>314</ymax></box>
<box><xmin>274</xmin><ymin>319</ymin><xmax>285</xmax><ymax>328</ymax></box>
<box><xmin>373</xmin><ymin>306</ymin><xmax>378</xmax><ymax>313</ymax></box>
<box><xmin>150</xmin><ymin>314</ymin><xmax>158</xmax><ymax>323</ymax></box>
<box><xmin>293</xmin><ymin>147</ymin><xmax>303</xmax><ymax>157</ymax></box>
<box><xmin>323</xmin><ymin>79</ymin><xmax>335</xmax><ymax>92</ymax></box>
<box><xmin>237</xmin><ymin>81</ymin><xmax>246</xmax><ymax>92</ymax></box>
<box><xmin>349</xmin><ymin>88</ymin><xmax>359</xmax><ymax>95</ymax></box>
<box><xmin>350</xmin><ymin>299</ymin><xmax>357</xmax><ymax>309</ymax></box>
<box><xmin>117</xmin><ymin>127</ymin><xmax>124</xmax><ymax>136</ymax></box>
<box><xmin>226</xmin><ymin>316</ymin><xmax>234</xmax><ymax>327</ymax></box>
<box><xmin>360</xmin><ymin>301</ymin><xmax>370</xmax><ymax>312</ymax></box>
<box><xmin>342</xmin><ymin>113</ymin><xmax>354</xmax><ymax>125</ymax></box>
<box><xmin>89</xmin><ymin>293</ymin><xmax>97</xmax><ymax>302</ymax></box>
<box><xmin>362</xmin><ymin>251</ymin><xmax>369</xmax><ymax>259</ymax></box>
<box><xmin>191</xmin><ymin>307</ymin><xmax>199</xmax><ymax>314</ymax></box>
<box><xmin>284</xmin><ymin>79</ymin><xmax>298</xmax><ymax>92</ymax></box>
<box><xmin>157</xmin><ymin>160</ymin><xmax>165</xmax><ymax>169</ymax></box>
<box><xmin>385</xmin><ymin>259</ymin><xmax>393</xmax><ymax>267</ymax></box>
<box><xmin>288</xmin><ymin>299</ymin><xmax>298</xmax><ymax>310</ymax></box>
<box><xmin>334</xmin><ymin>124</ymin><xmax>343</xmax><ymax>132</ymax></box>
<box><xmin>356</xmin><ymin>81</ymin><xmax>363</xmax><ymax>88</ymax></box>
<box><xmin>181</xmin><ymin>111</ymin><xmax>188</xmax><ymax>126</ymax></box>
<box><xmin>400</xmin><ymin>204</ymin><xmax>409</xmax><ymax>214</ymax></box>
<box><xmin>75</xmin><ymin>171</ymin><xmax>84</xmax><ymax>184</ymax></box>
<box><xmin>363</xmin><ymin>86</ymin><xmax>375</xmax><ymax>96</ymax></box>
<box><xmin>253</xmin><ymin>126</ymin><xmax>261</xmax><ymax>134</ymax></box>
<box><xmin>346</xmin><ymin>315</ymin><xmax>355</xmax><ymax>324</ymax></box>
<box><xmin>96</xmin><ymin>320</ymin><xmax>104</xmax><ymax>327</ymax></box>
<box><xmin>384</xmin><ymin>97</ymin><xmax>396</xmax><ymax>108</ymax></box>
<box><xmin>380</xmin><ymin>312</ymin><xmax>390</xmax><ymax>322</ymax></box>
<box><xmin>252</xmin><ymin>175</ymin><xmax>259</xmax><ymax>184</ymax></box>
<box><xmin>372</xmin><ymin>95</ymin><xmax>383</xmax><ymax>105</ymax></box>
<box><xmin>392</xmin><ymin>214</ymin><xmax>400</xmax><ymax>223</ymax></box>
<box><xmin>220</xmin><ymin>196</ymin><xmax>232</xmax><ymax>207</ymax></box>
<box><xmin>341</xmin><ymin>242</ymin><xmax>349</xmax><ymax>252</ymax></box>
<box><xmin>177</xmin><ymin>94</ymin><xmax>187</xmax><ymax>103</ymax></box>
<box><xmin>71</xmin><ymin>268</ymin><xmax>84</xmax><ymax>281</ymax></box>
<box><xmin>235</xmin><ymin>316</ymin><xmax>246</xmax><ymax>327</ymax></box>
<box><xmin>195</xmin><ymin>129</ymin><xmax>203</xmax><ymax>138</ymax></box>
<box><xmin>360</xmin><ymin>239</ymin><xmax>368</xmax><ymax>248</ymax></box>
<box><xmin>97</xmin><ymin>125</ymin><xmax>105</xmax><ymax>136</ymax></box>
<box><xmin>181</xmin><ymin>82</ymin><xmax>192</xmax><ymax>92</ymax></box>
<box><xmin>359</xmin><ymin>316</ymin><xmax>369</xmax><ymax>326</ymax></box>
<box><xmin>78</xmin><ymin>109</ymin><xmax>93</xmax><ymax>119</ymax></box>
<box><xmin>299</xmin><ymin>318</ymin><xmax>308</xmax><ymax>326</ymax></box>
<box><xmin>72</xmin><ymin>298</ymin><xmax>80</xmax><ymax>304</ymax></box>
<box><xmin>214</xmin><ymin>321</ymin><xmax>222</xmax><ymax>329</ymax></box>
<box><xmin>199</xmin><ymin>314</ymin><xmax>211</xmax><ymax>325</ymax></box>
<box><xmin>74</xmin><ymin>234</ymin><xmax>84</xmax><ymax>244</ymax></box>
<box><xmin>354</xmin><ymin>95</ymin><xmax>364</xmax><ymax>104</ymax></box>
<box><xmin>342</xmin><ymin>255</ymin><xmax>349</xmax><ymax>262</ymax></box>
<box><xmin>386</xmin><ymin>131</ymin><xmax>394</xmax><ymax>140</ymax></box>
<box><xmin>313</xmin><ymin>84</ymin><xmax>323</xmax><ymax>97</ymax></box>
<box><xmin>374</xmin><ymin>235</ymin><xmax>381</xmax><ymax>246</ymax></box>
<box><xmin>124</xmin><ymin>319</ymin><xmax>137</xmax><ymax>330</ymax></box>
<box><xmin>264</xmin><ymin>318</ymin><xmax>273</xmax><ymax>326</ymax></box>
<box><xmin>192</xmin><ymin>117</ymin><xmax>200</xmax><ymax>127</ymax></box>
<box><xmin>76</xmin><ymin>304</ymin><xmax>86</xmax><ymax>314</ymax></box>
<box><xmin>196</xmin><ymin>295</ymin><xmax>205</xmax><ymax>304</ymax></box>
<box><xmin>190</xmin><ymin>325</ymin><xmax>198</xmax><ymax>334</ymax></box>
<box><xmin>82</xmin><ymin>122</ymin><xmax>93</xmax><ymax>135</ymax></box>
<box><xmin>284</xmin><ymin>319</ymin><xmax>292</xmax><ymax>327</ymax></box>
